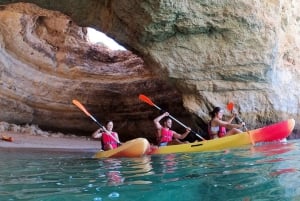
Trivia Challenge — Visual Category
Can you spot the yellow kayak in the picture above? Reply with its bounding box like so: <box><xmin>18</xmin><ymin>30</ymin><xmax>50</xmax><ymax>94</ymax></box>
<box><xmin>94</xmin><ymin>138</ymin><xmax>150</xmax><ymax>158</ymax></box>
<box><xmin>151</xmin><ymin>119</ymin><xmax>295</xmax><ymax>155</ymax></box>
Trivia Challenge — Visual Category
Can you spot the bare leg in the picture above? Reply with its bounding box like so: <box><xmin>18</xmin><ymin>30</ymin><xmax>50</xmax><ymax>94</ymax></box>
<box><xmin>227</xmin><ymin>128</ymin><xmax>243</xmax><ymax>135</ymax></box>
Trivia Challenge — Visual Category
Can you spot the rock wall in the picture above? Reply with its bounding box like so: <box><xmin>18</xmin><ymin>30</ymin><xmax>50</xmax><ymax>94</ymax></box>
<box><xmin>0</xmin><ymin>3</ymin><xmax>191</xmax><ymax>143</ymax></box>
<box><xmin>0</xmin><ymin>1</ymin><xmax>299</xmax><ymax>140</ymax></box>
<box><xmin>107</xmin><ymin>0</ymin><xmax>300</xmax><ymax>127</ymax></box>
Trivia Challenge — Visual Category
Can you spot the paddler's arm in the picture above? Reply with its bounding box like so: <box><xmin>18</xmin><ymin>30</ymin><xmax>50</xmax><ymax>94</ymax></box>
<box><xmin>218</xmin><ymin>119</ymin><xmax>245</xmax><ymax>129</ymax></box>
<box><xmin>92</xmin><ymin>128</ymin><xmax>103</xmax><ymax>138</ymax></box>
<box><xmin>153</xmin><ymin>112</ymin><xmax>169</xmax><ymax>129</ymax></box>
<box><xmin>115</xmin><ymin>133</ymin><xmax>122</xmax><ymax>146</ymax></box>
<box><xmin>173</xmin><ymin>127</ymin><xmax>191</xmax><ymax>140</ymax></box>
<box><xmin>153</xmin><ymin>112</ymin><xmax>169</xmax><ymax>142</ymax></box>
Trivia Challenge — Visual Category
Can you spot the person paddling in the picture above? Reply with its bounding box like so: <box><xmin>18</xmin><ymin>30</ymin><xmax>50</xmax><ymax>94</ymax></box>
<box><xmin>154</xmin><ymin>112</ymin><xmax>191</xmax><ymax>146</ymax></box>
<box><xmin>92</xmin><ymin>120</ymin><xmax>120</xmax><ymax>150</ymax></box>
<box><xmin>208</xmin><ymin>107</ymin><xmax>245</xmax><ymax>139</ymax></box>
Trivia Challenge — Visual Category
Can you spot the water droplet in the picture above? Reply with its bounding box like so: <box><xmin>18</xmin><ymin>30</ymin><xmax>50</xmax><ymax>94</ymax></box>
<box><xmin>108</xmin><ymin>192</ymin><xmax>120</xmax><ymax>198</ymax></box>
<box><xmin>93</xmin><ymin>197</ymin><xmax>102</xmax><ymax>201</ymax></box>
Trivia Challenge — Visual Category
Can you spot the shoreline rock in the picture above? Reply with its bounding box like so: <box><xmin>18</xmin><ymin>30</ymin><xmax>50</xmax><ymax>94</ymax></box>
<box><xmin>0</xmin><ymin>121</ymin><xmax>101</xmax><ymax>151</ymax></box>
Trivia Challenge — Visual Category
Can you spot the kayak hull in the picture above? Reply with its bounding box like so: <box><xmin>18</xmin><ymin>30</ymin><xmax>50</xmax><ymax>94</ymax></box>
<box><xmin>94</xmin><ymin>138</ymin><xmax>150</xmax><ymax>158</ymax></box>
<box><xmin>152</xmin><ymin>119</ymin><xmax>295</xmax><ymax>155</ymax></box>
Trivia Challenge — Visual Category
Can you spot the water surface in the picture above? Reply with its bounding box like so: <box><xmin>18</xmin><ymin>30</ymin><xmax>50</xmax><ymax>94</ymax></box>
<box><xmin>1</xmin><ymin>140</ymin><xmax>300</xmax><ymax>201</ymax></box>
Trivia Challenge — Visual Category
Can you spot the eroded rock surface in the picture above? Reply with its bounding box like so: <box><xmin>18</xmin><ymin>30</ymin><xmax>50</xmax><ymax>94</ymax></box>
<box><xmin>0</xmin><ymin>1</ymin><xmax>299</xmax><ymax>141</ymax></box>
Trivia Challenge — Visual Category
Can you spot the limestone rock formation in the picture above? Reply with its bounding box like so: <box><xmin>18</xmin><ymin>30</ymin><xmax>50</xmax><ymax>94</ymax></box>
<box><xmin>0</xmin><ymin>3</ymin><xmax>191</xmax><ymax>143</ymax></box>
<box><xmin>0</xmin><ymin>1</ymin><xmax>299</xmax><ymax>141</ymax></box>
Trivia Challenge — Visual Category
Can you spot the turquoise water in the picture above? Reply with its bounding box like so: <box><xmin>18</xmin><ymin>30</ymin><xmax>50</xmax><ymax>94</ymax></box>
<box><xmin>1</xmin><ymin>140</ymin><xmax>300</xmax><ymax>201</ymax></box>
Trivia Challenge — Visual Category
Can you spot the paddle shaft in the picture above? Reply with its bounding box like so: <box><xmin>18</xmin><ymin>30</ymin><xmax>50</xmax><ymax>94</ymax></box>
<box><xmin>87</xmin><ymin>115</ymin><xmax>121</xmax><ymax>144</ymax></box>
<box><xmin>227</xmin><ymin>103</ymin><xmax>248</xmax><ymax>131</ymax></box>
<box><xmin>148</xmin><ymin>100</ymin><xmax>205</xmax><ymax>141</ymax></box>
<box><xmin>236</xmin><ymin>116</ymin><xmax>248</xmax><ymax>131</ymax></box>
<box><xmin>72</xmin><ymin>100</ymin><xmax>120</xmax><ymax>143</ymax></box>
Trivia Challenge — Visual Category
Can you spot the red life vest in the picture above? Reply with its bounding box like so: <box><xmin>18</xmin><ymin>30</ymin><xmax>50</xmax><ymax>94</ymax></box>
<box><xmin>101</xmin><ymin>132</ymin><xmax>118</xmax><ymax>149</ymax></box>
<box><xmin>160</xmin><ymin>128</ymin><xmax>173</xmax><ymax>143</ymax></box>
<box><xmin>208</xmin><ymin>121</ymin><xmax>226</xmax><ymax>139</ymax></box>
<box><xmin>218</xmin><ymin>127</ymin><xmax>226</xmax><ymax>138</ymax></box>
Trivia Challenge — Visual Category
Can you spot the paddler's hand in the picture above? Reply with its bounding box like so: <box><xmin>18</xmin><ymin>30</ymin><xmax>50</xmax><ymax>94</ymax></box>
<box><xmin>93</xmin><ymin>128</ymin><xmax>103</xmax><ymax>138</ymax></box>
<box><xmin>186</xmin><ymin>127</ymin><xmax>191</xmax><ymax>133</ymax></box>
<box><xmin>239</xmin><ymin>122</ymin><xmax>246</xmax><ymax>128</ymax></box>
<box><xmin>240</xmin><ymin>122</ymin><xmax>248</xmax><ymax>131</ymax></box>
<box><xmin>163</xmin><ymin>112</ymin><xmax>169</xmax><ymax>117</ymax></box>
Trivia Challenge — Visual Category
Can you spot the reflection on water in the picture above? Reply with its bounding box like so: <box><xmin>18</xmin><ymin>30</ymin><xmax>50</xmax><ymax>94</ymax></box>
<box><xmin>98</xmin><ymin>157</ymin><xmax>154</xmax><ymax>186</ymax></box>
<box><xmin>0</xmin><ymin>140</ymin><xmax>300</xmax><ymax>200</ymax></box>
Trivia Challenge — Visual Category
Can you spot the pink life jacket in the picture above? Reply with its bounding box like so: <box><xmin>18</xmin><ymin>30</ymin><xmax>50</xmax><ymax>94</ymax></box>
<box><xmin>101</xmin><ymin>132</ymin><xmax>118</xmax><ymax>149</ymax></box>
<box><xmin>208</xmin><ymin>121</ymin><xmax>226</xmax><ymax>139</ymax></box>
<box><xmin>160</xmin><ymin>128</ymin><xmax>173</xmax><ymax>143</ymax></box>
<box><xmin>218</xmin><ymin>126</ymin><xmax>227</xmax><ymax>138</ymax></box>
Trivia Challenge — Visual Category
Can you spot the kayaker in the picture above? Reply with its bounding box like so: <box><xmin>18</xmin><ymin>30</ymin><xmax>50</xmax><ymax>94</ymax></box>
<box><xmin>208</xmin><ymin>107</ymin><xmax>245</xmax><ymax>139</ymax></box>
<box><xmin>153</xmin><ymin>112</ymin><xmax>191</xmax><ymax>146</ymax></box>
<box><xmin>92</xmin><ymin>120</ymin><xmax>121</xmax><ymax>150</ymax></box>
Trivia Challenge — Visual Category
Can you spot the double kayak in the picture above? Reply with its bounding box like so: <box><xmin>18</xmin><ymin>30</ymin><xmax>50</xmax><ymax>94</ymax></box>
<box><xmin>151</xmin><ymin>118</ymin><xmax>295</xmax><ymax>155</ymax></box>
<box><xmin>94</xmin><ymin>119</ymin><xmax>295</xmax><ymax>158</ymax></box>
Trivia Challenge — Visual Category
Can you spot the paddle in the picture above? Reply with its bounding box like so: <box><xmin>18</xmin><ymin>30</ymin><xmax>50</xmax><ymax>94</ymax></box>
<box><xmin>72</xmin><ymin>99</ymin><xmax>120</xmax><ymax>143</ymax></box>
<box><xmin>139</xmin><ymin>94</ymin><xmax>206</xmax><ymax>141</ymax></box>
<box><xmin>227</xmin><ymin>101</ymin><xmax>247</xmax><ymax>130</ymax></box>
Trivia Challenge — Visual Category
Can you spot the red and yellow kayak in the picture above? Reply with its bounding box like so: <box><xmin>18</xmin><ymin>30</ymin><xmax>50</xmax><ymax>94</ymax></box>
<box><xmin>94</xmin><ymin>138</ymin><xmax>150</xmax><ymax>158</ymax></box>
<box><xmin>94</xmin><ymin>119</ymin><xmax>295</xmax><ymax>158</ymax></box>
<box><xmin>151</xmin><ymin>119</ymin><xmax>295</xmax><ymax>155</ymax></box>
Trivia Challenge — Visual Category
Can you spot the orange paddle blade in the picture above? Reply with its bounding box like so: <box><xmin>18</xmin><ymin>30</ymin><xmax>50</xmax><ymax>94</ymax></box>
<box><xmin>227</xmin><ymin>101</ymin><xmax>234</xmax><ymax>111</ymax></box>
<box><xmin>72</xmin><ymin>99</ymin><xmax>91</xmax><ymax>117</ymax></box>
<box><xmin>139</xmin><ymin>94</ymin><xmax>155</xmax><ymax>106</ymax></box>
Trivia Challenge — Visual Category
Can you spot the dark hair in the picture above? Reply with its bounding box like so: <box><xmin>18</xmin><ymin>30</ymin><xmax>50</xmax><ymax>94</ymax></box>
<box><xmin>162</xmin><ymin>117</ymin><xmax>171</xmax><ymax>123</ymax></box>
<box><xmin>105</xmin><ymin>120</ymin><xmax>113</xmax><ymax>126</ymax></box>
<box><xmin>209</xmin><ymin>107</ymin><xmax>221</xmax><ymax>118</ymax></box>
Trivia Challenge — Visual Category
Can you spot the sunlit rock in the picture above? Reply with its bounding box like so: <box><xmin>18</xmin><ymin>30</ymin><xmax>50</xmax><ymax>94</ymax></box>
<box><xmin>0</xmin><ymin>1</ymin><xmax>299</xmax><ymax>140</ymax></box>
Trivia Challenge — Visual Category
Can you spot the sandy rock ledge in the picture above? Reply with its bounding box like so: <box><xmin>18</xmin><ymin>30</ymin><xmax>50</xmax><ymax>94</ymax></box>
<box><xmin>0</xmin><ymin>121</ymin><xmax>101</xmax><ymax>151</ymax></box>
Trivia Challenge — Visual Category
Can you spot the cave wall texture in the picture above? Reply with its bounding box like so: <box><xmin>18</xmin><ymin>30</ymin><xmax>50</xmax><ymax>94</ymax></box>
<box><xmin>0</xmin><ymin>0</ymin><xmax>299</xmax><ymax>142</ymax></box>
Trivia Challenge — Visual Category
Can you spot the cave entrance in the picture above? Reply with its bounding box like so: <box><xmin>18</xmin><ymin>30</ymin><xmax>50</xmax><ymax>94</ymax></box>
<box><xmin>86</xmin><ymin>27</ymin><xmax>126</xmax><ymax>51</ymax></box>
